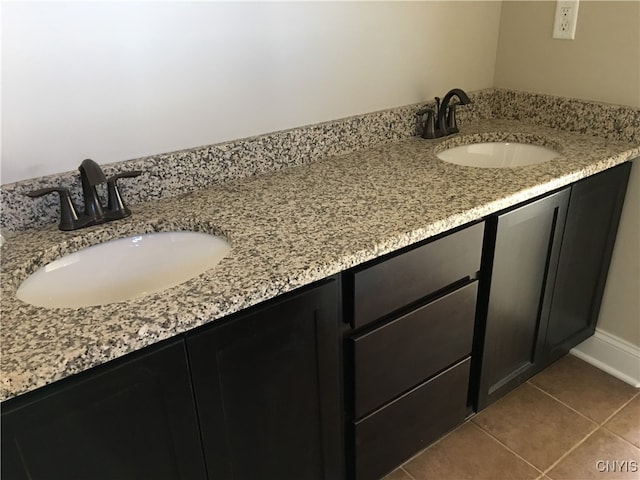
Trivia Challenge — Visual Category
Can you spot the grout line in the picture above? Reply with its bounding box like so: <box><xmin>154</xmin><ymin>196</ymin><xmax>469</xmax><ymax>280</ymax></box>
<box><xmin>474</xmin><ymin>378</ymin><xmax>628</xmax><ymax>478</ymax></box>
<box><xmin>528</xmin><ymin>380</ymin><xmax>639</xmax><ymax>429</ymax></box>
<box><xmin>525</xmin><ymin>381</ymin><xmax>640</xmax><ymax>476</ymax></box>
<box><xmin>601</xmin><ymin>424</ymin><xmax>640</xmax><ymax>451</ymax></box>
<box><xmin>598</xmin><ymin>390</ymin><xmax>640</xmax><ymax>426</ymax></box>
<box><xmin>539</xmin><ymin>424</ymin><xmax>600</xmax><ymax>476</ymax></box>
<box><xmin>392</xmin><ymin>382</ymin><xmax>640</xmax><ymax>480</ymax></box>
<box><xmin>470</xmin><ymin>421</ymin><xmax>545</xmax><ymax>476</ymax></box>
<box><xmin>525</xmin><ymin>382</ymin><xmax>600</xmax><ymax>424</ymax></box>
<box><xmin>399</xmin><ymin>466</ymin><xmax>417</xmax><ymax>480</ymax></box>
<box><xmin>599</xmin><ymin>391</ymin><xmax>640</xmax><ymax>451</ymax></box>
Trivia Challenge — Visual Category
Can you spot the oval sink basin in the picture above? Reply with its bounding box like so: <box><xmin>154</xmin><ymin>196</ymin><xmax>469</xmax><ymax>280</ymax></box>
<box><xmin>17</xmin><ymin>231</ymin><xmax>230</xmax><ymax>308</ymax></box>
<box><xmin>437</xmin><ymin>142</ymin><xmax>560</xmax><ymax>168</ymax></box>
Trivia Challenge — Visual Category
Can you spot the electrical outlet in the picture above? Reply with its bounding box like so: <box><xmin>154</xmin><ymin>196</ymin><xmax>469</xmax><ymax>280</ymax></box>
<box><xmin>553</xmin><ymin>0</ymin><xmax>579</xmax><ymax>39</ymax></box>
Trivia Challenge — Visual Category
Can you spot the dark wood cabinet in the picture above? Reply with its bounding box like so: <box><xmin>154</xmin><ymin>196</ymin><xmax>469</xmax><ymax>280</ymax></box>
<box><xmin>350</xmin><ymin>223</ymin><xmax>484</xmax><ymax>329</ymax></box>
<box><xmin>476</xmin><ymin>189</ymin><xmax>570</xmax><ymax>410</ymax></box>
<box><xmin>187</xmin><ymin>277</ymin><xmax>344</xmax><ymax>480</ymax></box>
<box><xmin>475</xmin><ymin>162</ymin><xmax>632</xmax><ymax>411</ymax></box>
<box><xmin>2</xmin><ymin>278</ymin><xmax>344</xmax><ymax>480</ymax></box>
<box><xmin>354</xmin><ymin>358</ymin><xmax>471</xmax><ymax>480</ymax></box>
<box><xmin>1</xmin><ymin>339</ymin><xmax>206</xmax><ymax>480</ymax></box>
<box><xmin>345</xmin><ymin>223</ymin><xmax>484</xmax><ymax>480</ymax></box>
<box><xmin>541</xmin><ymin>163</ymin><xmax>631</xmax><ymax>364</ymax></box>
<box><xmin>352</xmin><ymin>281</ymin><xmax>477</xmax><ymax>418</ymax></box>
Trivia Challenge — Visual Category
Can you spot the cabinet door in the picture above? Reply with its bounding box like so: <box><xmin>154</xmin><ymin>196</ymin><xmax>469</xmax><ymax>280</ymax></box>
<box><xmin>542</xmin><ymin>163</ymin><xmax>631</xmax><ymax>363</ymax></box>
<box><xmin>187</xmin><ymin>278</ymin><xmax>343</xmax><ymax>480</ymax></box>
<box><xmin>1</xmin><ymin>340</ymin><xmax>206</xmax><ymax>480</ymax></box>
<box><xmin>477</xmin><ymin>189</ymin><xmax>569</xmax><ymax>410</ymax></box>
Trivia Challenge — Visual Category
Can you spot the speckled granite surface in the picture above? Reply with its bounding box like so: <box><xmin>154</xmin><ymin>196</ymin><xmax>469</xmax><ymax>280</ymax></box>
<box><xmin>1</xmin><ymin>92</ymin><xmax>639</xmax><ymax>401</ymax></box>
<box><xmin>0</xmin><ymin>90</ymin><xmax>495</xmax><ymax>233</ymax></box>
<box><xmin>493</xmin><ymin>89</ymin><xmax>640</xmax><ymax>144</ymax></box>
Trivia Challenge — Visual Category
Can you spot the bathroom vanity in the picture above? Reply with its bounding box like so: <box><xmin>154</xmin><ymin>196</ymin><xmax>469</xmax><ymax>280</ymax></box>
<box><xmin>1</xmin><ymin>94</ymin><xmax>638</xmax><ymax>480</ymax></box>
<box><xmin>1</xmin><ymin>163</ymin><xmax>631</xmax><ymax>480</ymax></box>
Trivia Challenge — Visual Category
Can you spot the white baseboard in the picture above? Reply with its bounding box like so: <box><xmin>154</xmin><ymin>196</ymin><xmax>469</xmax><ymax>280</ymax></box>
<box><xmin>570</xmin><ymin>328</ymin><xmax>640</xmax><ymax>388</ymax></box>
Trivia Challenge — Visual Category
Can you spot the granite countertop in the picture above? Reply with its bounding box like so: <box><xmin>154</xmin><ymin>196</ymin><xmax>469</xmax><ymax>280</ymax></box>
<box><xmin>1</xmin><ymin>118</ymin><xmax>638</xmax><ymax>402</ymax></box>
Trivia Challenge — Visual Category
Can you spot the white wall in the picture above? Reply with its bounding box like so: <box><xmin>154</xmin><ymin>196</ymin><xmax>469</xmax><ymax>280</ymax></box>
<box><xmin>494</xmin><ymin>1</ymin><xmax>640</xmax><ymax>349</ymax></box>
<box><xmin>1</xmin><ymin>1</ymin><xmax>502</xmax><ymax>183</ymax></box>
<box><xmin>598</xmin><ymin>161</ymin><xmax>640</xmax><ymax>347</ymax></box>
<box><xmin>494</xmin><ymin>1</ymin><xmax>640</xmax><ymax>107</ymax></box>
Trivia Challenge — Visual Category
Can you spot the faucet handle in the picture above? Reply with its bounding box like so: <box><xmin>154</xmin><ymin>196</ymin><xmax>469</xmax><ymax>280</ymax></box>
<box><xmin>434</xmin><ymin>96</ymin><xmax>441</xmax><ymax>115</ymax></box>
<box><xmin>417</xmin><ymin>108</ymin><xmax>437</xmax><ymax>139</ymax></box>
<box><xmin>106</xmin><ymin>170</ymin><xmax>142</xmax><ymax>219</ymax></box>
<box><xmin>27</xmin><ymin>187</ymin><xmax>82</xmax><ymax>231</ymax></box>
<box><xmin>446</xmin><ymin>103</ymin><xmax>459</xmax><ymax>134</ymax></box>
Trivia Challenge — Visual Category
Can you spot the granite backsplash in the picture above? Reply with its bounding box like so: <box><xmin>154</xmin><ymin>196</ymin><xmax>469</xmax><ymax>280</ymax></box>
<box><xmin>2</xmin><ymin>88</ymin><xmax>638</xmax><ymax>233</ymax></box>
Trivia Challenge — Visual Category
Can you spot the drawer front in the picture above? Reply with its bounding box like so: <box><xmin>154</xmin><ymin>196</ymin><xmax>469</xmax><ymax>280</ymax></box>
<box><xmin>353</xmin><ymin>281</ymin><xmax>477</xmax><ymax>418</ymax></box>
<box><xmin>351</xmin><ymin>222</ymin><xmax>483</xmax><ymax>328</ymax></box>
<box><xmin>354</xmin><ymin>358</ymin><xmax>471</xmax><ymax>480</ymax></box>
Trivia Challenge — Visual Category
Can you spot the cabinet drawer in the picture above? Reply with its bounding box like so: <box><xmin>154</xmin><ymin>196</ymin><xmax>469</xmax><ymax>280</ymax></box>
<box><xmin>351</xmin><ymin>222</ymin><xmax>483</xmax><ymax>328</ymax></box>
<box><xmin>353</xmin><ymin>281</ymin><xmax>477</xmax><ymax>418</ymax></box>
<box><xmin>354</xmin><ymin>358</ymin><xmax>470</xmax><ymax>480</ymax></box>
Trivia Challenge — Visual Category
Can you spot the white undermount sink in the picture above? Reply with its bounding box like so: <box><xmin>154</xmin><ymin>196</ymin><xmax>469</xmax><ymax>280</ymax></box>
<box><xmin>16</xmin><ymin>231</ymin><xmax>231</xmax><ymax>308</ymax></box>
<box><xmin>437</xmin><ymin>142</ymin><xmax>560</xmax><ymax>168</ymax></box>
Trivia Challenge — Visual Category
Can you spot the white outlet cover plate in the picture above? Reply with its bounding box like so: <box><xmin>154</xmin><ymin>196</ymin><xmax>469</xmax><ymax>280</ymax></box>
<box><xmin>553</xmin><ymin>0</ymin><xmax>579</xmax><ymax>40</ymax></box>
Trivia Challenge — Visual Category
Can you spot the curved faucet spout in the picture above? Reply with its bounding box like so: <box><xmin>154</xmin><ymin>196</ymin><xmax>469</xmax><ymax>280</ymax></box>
<box><xmin>79</xmin><ymin>158</ymin><xmax>107</xmax><ymax>220</ymax></box>
<box><xmin>79</xmin><ymin>159</ymin><xmax>107</xmax><ymax>186</ymax></box>
<box><xmin>437</xmin><ymin>88</ymin><xmax>472</xmax><ymax>135</ymax></box>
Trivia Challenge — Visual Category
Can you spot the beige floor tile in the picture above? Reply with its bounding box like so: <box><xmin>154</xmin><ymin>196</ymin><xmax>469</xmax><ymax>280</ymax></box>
<box><xmin>605</xmin><ymin>395</ymin><xmax>640</xmax><ymax>448</ymax></box>
<box><xmin>472</xmin><ymin>383</ymin><xmax>596</xmax><ymax>470</ymax></box>
<box><xmin>403</xmin><ymin>422</ymin><xmax>540</xmax><ymax>480</ymax></box>
<box><xmin>529</xmin><ymin>355</ymin><xmax>638</xmax><ymax>423</ymax></box>
<box><xmin>547</xmin><ymin>429</ymin><xmax>640</xmax><ymax>480</ymax></box>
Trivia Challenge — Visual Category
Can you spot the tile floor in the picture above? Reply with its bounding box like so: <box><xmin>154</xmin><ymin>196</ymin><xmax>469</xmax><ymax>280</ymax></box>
<box><xmin>384</xmin><ymin>355</ymin><xmax>640</xmax><ymax>480</ymax></box>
